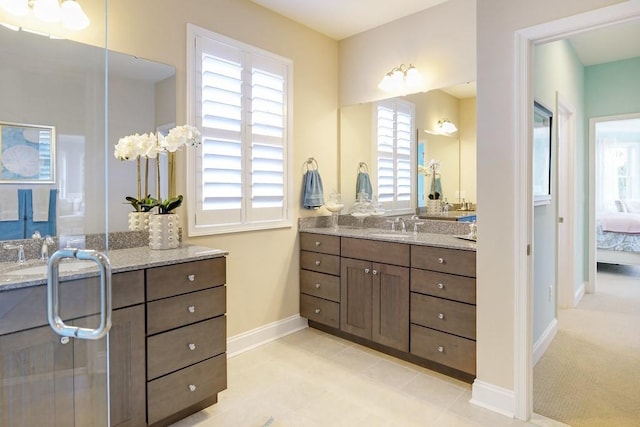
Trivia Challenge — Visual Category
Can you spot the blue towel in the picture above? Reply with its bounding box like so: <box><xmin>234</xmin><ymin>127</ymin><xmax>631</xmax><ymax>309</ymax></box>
<box><xmin>303</xmin><ymin>169</ymin><xmax>324</xmax><ymax>209</ymax></box>
<box><xmin>25</xmin><ymin>189</ymin><xmax>57</xmax><ymax>237</ymax></box>
<box><xmin>356</xmin><ymin>171</ymin><xmax>372</xmax><ymax>200</ymax></box>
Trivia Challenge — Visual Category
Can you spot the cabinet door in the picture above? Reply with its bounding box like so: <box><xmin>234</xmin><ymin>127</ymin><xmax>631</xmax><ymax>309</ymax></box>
<box><xmin>372</xmin><ymin>263</ymin><xmax>409</xmax><ymax>352</ymax></box>
<box><xmin>340</xmin><ymin>258</ymin><xmax>372</xmax><ymax>339</ymax></box>
<box><xmin>73</xmin><ymin>306</ymin><xmax>146</xmax><ymax>427</ymax></box>
<box><xmin>0</xmin><ymin>326</ymin><xmax>75</xmax><ymax>427</ymax></box>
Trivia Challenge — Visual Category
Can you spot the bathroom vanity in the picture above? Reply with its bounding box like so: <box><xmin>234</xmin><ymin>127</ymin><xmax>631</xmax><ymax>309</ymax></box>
<box><xmin>300</xmin><ymin>226</ymin><xmax>476</xmax><ymax>382</ymax></box>
<box><xmin>0</xmin><ymin>245</ymin><xmax>227</xmax><ymax>427</ymax></box>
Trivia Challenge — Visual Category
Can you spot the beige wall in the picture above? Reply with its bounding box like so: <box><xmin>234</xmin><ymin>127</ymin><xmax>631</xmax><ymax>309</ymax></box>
<box><xmin>459</xmin><ymin>97</ymin><xmax>477</xmax><ymax>205</ymax></box>
<box><xmin>338</xmin><ymin>0</ymin><xmax>476</xmax><ymax>106</ymax></box>
<box><xmin>106</xmin><ymin>0</ymin><xmax>340</xmax><ymax>337</ymax></box>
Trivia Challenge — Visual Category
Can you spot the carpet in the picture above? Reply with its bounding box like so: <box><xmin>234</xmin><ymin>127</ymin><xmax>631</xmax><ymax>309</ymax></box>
<box><xmin>533</xmin><ymin>265</ymin><xmax>640</xmax><ymax>427</ymax></box>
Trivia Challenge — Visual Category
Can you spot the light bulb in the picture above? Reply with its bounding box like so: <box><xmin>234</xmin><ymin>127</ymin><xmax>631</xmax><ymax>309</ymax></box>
<box><xmin>0</xmin><ymin>0</ymin><xmax>29</xmax><ymax>16</ymax></box>
<box><xmin>33</xmin><ymin>0</ymin><xmax>62</xmax><ymax>23</ymax></box>
<box><xmin>61</xmin><ymin>0</ymin><xmax>89</xmax><ymax>30</ymax></box>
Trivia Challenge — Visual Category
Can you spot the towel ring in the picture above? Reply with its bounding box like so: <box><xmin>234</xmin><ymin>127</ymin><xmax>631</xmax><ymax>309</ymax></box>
<box><xmin>304</xmin><ymin>157</ymin><xmax>319</xmax><ymax>171</ymax></box>
<box><xmin>358</xmin><ymin>162</ymin><xmax>369</xmax><ymax>173</ymax></box>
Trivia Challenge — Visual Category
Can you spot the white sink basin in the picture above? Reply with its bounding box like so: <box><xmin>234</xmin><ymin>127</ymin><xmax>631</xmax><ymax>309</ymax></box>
<box><xmin>5</xmin><ymin>260</ymin><xmax>96</xmax><ymax>276</ymax></box>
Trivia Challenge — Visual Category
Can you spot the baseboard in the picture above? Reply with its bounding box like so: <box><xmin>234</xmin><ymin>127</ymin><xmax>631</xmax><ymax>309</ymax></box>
<box><xmin>575</xmin><ymin>281</ymin><xmax>586</xmax><ymax>304</ymax></box>
<box><xmin>470</xmin><ymin>380</ymin><xmax>515</xmax><ymax>418</ymax></box>
<box><xmin>226</xmin><ymin>314</ymin><xmax>308</xmax><ymax>358</ymax></box>
<box><xmin>533</xmin><ymin>317</ymin><xmax>557</xmax><ymax>365</ymax></box>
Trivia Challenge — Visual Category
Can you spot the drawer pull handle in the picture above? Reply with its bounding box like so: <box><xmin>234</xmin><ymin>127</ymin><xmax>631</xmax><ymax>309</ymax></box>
<box><xmin>438</xmin><ymin>257</ymin><xmax>444</xmax><ymax>264</ymax></box>
<box><xmin>60</xmin><ymin>337</ymin><xmax>70</xmax><ymax>345</ymax></box>
<box><xmin>188</xmin><ymin>305</ymin><xmax>196</xmax><ymax>313</ymax></box>
<box><xmin>438</xmin><ymin>313</ymin><xmax>445</xmax><ymax>320</ymax></box>
<box><xmin>372</xmin><ymin>269</ymin><xmax>377</xmax><ymax>275</ymax></box>
<box><xmin>437</xmin><ymin>346</ymin><xmax>444</xmax><ymax>353</ymax></box>
<box><xmin>437</xmin><ymin>283</ymin><xmax>445</xmax><ymax>289</ymax></box>
<box><xmin>315</xmin><ymin>241</ymin><xmax>321</xmax><ymax>246</ymax></box>
<box><xmin>187</xmin><ymin>274</ymin><xmax>196</xmax><ymax>282</ymax></box>
<box><xmin>364</xmin><ymin>268</ymin><xmax>370</xmax><ymax>274</ymax></box>
<box><xmin>315</xmin><ymin>283</ymin><xmax>321</xmax><ymax>289</ymax></box>
<box><xmin>315</xmin><ymin>260</ymin><xmax>321</xmax><ymax>266</ymax></box>
<box><xmin>315</xmin><ymin>308</ymin><xmax>321</xmax><ymax>314</ymax></box>
<box><xmin>189</xmin><ymin>384</ymin><xmax>197</xmax><ymax>392</ymax></box>
<box><xmin>188</xmin><ymin>343</ymin><xmax>196</xmax><ymax>351</ymax></box>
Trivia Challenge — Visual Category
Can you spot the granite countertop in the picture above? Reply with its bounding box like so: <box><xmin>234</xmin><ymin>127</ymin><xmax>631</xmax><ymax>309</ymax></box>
<box><xmin>301</xmin><ymin>226</ymin><xmax>476</xmax><ymax>251</ymax></box>
<box><xmin>0</xmin><ymin>244</ymin><xmax>228</xmax><ymax>291</ymax></box>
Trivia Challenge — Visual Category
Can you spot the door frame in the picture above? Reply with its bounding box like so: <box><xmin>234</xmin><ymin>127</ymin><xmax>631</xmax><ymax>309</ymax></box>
<box><xmin>514</xmin><ymin>1</ymin><xmax>640</xmax><ymax>420</ymax></box>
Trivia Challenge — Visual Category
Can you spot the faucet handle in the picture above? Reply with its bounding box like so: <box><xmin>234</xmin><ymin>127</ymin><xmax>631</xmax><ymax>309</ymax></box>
<box><xmin>32</xmin><ymin>230</ymin><xmax>42</xmax><ymax>239</ymax></box>
<box><xmin>386</xmin><ymin>219</ymin><xmax>396</xmax><ymax>231</ymax></box>
<box><xmin>413</xmin><ymin>221</ymin><xmax>425</xmax><ymax>233</ymax></box>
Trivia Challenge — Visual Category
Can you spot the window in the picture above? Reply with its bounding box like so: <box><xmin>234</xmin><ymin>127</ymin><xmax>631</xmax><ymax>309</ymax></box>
<box><xmin>187</xmin><ymin>25</ymin><xmax>293</xmax><ymax>235</ymax></box>
<box><xmin>375</xmin><ymin>99</ymin><xmax>416</xmax><ymax>214</ymax></box>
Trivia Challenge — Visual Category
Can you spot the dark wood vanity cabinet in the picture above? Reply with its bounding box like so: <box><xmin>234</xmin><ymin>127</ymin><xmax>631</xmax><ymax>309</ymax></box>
<box><xmin>145</xmin><ymin>257</ymin><xmax>227</xmax><ymax>427</ymax></box>
<box><xmin>0</xmin><ymin>270</ymin><xmax>146</xmax><ymax>427</ymax></box>
<box><xmin>300</xmin><ymin>231</ymin><xmax>476</xmax><ymax>381</ymax></box>
<box><xmin>0</xmin><ymin>256</ymin><xmax>228</xmax><ymax>427</ymax></box>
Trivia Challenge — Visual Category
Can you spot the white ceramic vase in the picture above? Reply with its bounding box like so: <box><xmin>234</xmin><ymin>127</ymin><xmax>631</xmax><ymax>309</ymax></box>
<box><xmin>148</xmin><ymin>213</ymin><xmax>180</xmax><ymax>250</ymax></box>
<box><xmin>128</xmin><ymin>211</ymin><xmax>150</xmax><ymax>231</ymax></box>
<box><xmin>425</xmin><ymin>199</ymin><xmax>441</xmax><ymax>216</ymax></box>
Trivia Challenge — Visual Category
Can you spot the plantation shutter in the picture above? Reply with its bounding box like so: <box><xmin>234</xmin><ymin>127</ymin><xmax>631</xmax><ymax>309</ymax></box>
<box><xmin>192</xmin><ymin>31</ymin><xmax>291</xmax><ymax>232</ymax></box>
<box><xmin>375</xmin><ymin>99</ymin><xmax>415</xmax><ymax>213</ymax></box>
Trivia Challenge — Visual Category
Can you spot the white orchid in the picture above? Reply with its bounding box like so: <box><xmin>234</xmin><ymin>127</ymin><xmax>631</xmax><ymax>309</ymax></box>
<box><xmin>114</xmin><ymin>134</ymin><xmax>141</xmax><ymax>160</ymax></box>
<box><xmin>159</xmin><ymin>125</ymin><xmax>201</xmax><ymax>152</ymax></box>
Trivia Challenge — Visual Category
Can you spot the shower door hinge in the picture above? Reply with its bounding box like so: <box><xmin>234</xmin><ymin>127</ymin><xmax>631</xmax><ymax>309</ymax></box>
<box><xmin>527</xmin><ymin>244</ymin><xmax>531</xmax><ymax>256</ymax></box>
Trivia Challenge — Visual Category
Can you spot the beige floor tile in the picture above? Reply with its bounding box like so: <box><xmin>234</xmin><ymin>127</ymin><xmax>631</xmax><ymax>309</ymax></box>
<box><xmin>401</xmin><ymin>371</ymin><xmax>468</xmax><ymax>408</ymax></box>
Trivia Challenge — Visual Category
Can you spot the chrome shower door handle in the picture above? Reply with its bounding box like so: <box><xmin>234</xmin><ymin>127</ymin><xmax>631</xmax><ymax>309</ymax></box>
<box><xmin>47</xmin><ymin>249</ymin><xmax>112</xmax><ymax>340</ymax></box>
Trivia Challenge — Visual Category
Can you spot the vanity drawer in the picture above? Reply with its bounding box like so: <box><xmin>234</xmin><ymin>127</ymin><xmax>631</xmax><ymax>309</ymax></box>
<box><xmin>147</xmin><ymin>354</ymin><xmax>227</xmax><ymax>425</ymax></box>
<box><xmin>147</xmin><ymin>316</ymin><xmax>226</xmax><ymax>380</ymax></box>
<box><xmin>300</xmin><ymin>251</ymin><xmax>340</xmax><ymax>275</ymax></box>
<box><xmin>300</xmin><ymin>233</ymin><xmax>340</xmax><ymax>255</ymax></box>
<box><xmin>300</xmin><ymin>270</ymin><xmax>340</xmax><ymax>302</ymax></box>
<box><xmin>411</xmin><ymin>246</ymin><xmax>476</xmax><ymax>277</ymax></box>
<box><xmin>411</xmin><ymin>268</ymin><xmax>476</xmax><ymax>304</ymax></box>
<box><xmin>147</xmin><ymin>286</ymin><xmax>226</xmax><ymax>335</ymax></box>
<box><xmin>146</xmin><ymin>257</ymin><xmax>226</xmax><ymax>301</ymax></box>
<box><xmin>300</xmin><ymin>294</ymin><xmax>339</xmax><ymax>329</ymax></box>
<box><xmin>341</xmin><ymin>237</ymin><xmax>410</xmax><ymax>267</ymax></box>
<box><xmin>411</xmin><ymin>293</ymin><xmax>475</xmax><ymax>340</ymax></box>
<box><xmin>410</xmin><ymin>324</ymin><xmax>476</xmax><ymax>375</ymax></box>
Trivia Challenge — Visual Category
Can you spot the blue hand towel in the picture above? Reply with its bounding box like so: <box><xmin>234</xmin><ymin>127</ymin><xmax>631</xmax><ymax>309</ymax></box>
<box><xmin>356</xmin><ymin>171</ymin><xmax>373</xmax><ymax>200</ymax></box>
<box><xmin>303</xmin><ymin>169</ymin><xmax>324</xmax><ymax>209</ymax></box>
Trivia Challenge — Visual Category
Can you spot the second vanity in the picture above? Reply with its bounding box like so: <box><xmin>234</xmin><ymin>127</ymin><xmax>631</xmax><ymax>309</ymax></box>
<box><xmin>0</xmin><ymin>245</ymin><xmax>228</xmax><ymax>427</ymax></box>
<box><xmin>300</xmin><ymin>224</ymin><xmax>476</xmax><ymax>382</ymax></box>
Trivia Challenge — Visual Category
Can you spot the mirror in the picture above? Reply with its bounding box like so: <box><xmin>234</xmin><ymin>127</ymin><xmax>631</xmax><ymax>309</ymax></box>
<box><xmin>339</xmin><ymin>82</ymin><xmax>476</xmax><ymax>212</ymax></box>
<box><xmin>0</xmin><ymin>25</ymin><xmax>175</xmax><ymax>240</ymax></box>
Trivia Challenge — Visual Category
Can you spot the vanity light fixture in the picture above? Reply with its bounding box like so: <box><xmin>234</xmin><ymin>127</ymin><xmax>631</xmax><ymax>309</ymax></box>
<box><xmin>0</xmin><ymin>0</ymin><xmax>89</xmax><ymax>30</ymax></box>
<box><xmin>424</xmin><ymin>119</ymin><xmax>458</xmax><ymax>136</ymax></box>
<box><xmin>378</xmin><ymin>63</ymin><xmax>422</xmax><ymax>93</ymax></box>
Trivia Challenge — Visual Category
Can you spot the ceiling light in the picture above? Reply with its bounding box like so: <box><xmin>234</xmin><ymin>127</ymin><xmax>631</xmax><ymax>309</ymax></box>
<box><xmin>0</xmin><ymin>0</ymin><xmax>89</xmax><ymax>30</ymax></box>
<box><xmin>378</xmin><ymin>63</ymin><xmax>422</xmax><ymax>93</ymax></box>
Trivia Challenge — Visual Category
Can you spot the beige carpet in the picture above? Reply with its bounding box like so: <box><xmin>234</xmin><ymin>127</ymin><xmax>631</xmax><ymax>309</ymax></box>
<box><xmin>534</xmin><ymin>264</ymin><xmax>640</xmax><ymax>427</ymax></box>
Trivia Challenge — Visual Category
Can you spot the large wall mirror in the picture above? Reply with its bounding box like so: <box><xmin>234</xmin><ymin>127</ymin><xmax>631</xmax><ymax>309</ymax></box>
<box><xmin>0</xmin><ymin>25</ymin><xmax>175</xmax><ymax>241</ymax></box>
<box><xmin>339</xmin><ymin>82</ymin><xmax>477</xmax><ymax>212</ymax></box>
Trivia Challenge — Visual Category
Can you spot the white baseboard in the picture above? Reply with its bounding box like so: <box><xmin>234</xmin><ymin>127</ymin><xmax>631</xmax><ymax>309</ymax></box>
<box><xmin>470</xmin><ymin>380</ymin><xmax>515</xmax><ymax>418</ymax></box>
<box><xmin>533</xmin><ymin>318</ymin><xmax>557</xmax><ymax>365</ymax></box>
<box><xmin>226</xmin><ymin>314</ymin><xmax>308</xmax><ymax>358</ymax></box>
<box><xmin>575</xmin><ymin>281</ymin><xmax>586</xmax><ymax>304</ymax></box>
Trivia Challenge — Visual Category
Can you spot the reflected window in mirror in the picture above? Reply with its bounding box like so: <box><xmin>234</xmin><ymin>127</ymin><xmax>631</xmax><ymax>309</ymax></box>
<box><xmin>375</xmin><ymin>99</ymin><xmax>416</xmax><ymax>214</ymax></box>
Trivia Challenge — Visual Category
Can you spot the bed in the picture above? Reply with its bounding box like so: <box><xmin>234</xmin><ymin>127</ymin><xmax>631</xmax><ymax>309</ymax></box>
<box><xmin>597</xmin><ymin>200</ymin><xmax>640</xmax><ymax>266</ymax></box>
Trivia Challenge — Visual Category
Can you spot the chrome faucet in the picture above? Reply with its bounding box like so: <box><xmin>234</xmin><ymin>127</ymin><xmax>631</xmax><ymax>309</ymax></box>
<box><xmin>395</xmin><ymin>217</ymin><xmax>406</xmax><ymax>233</ymax></box>
<box><xmin>4</xmin><ymin>243</ymin><xmax>26</xmax><ymax>264</ymax></box>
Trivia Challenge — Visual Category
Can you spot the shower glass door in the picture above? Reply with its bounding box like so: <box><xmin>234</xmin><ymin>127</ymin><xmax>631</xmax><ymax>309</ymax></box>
<box><xmin>0</xmin><ymin>1</ymin><xmax>112</xmax><ymax>425</ymax></box>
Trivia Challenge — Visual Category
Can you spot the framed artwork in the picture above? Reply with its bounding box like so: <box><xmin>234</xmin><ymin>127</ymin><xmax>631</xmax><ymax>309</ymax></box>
<box><xmin>533</xmin><ymin>101</ymin><xmax>552</xmax><ymax>205</ymax></box>
<box><xmin>0</xmin><ymin>122</ymin><xmax>56</xmax><ymax>184</ymax></box>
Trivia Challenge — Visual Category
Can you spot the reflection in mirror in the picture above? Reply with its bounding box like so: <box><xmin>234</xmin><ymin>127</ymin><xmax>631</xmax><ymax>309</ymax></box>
<box><xmin>339</xmin><ymin>82</ymin><xmax>476</xmax><ymax>213</ymax></box>
<box><xmin>0</xmin><ymin>25</ymin><xmax>175</xmax><ymax>241</ymax></box>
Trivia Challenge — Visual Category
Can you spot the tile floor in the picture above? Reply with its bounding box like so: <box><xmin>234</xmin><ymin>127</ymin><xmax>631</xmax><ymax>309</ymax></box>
<box><xmin>172</xmin><ymin>327</ymin><xmax>567</xmax><ymax>427</ymax></box>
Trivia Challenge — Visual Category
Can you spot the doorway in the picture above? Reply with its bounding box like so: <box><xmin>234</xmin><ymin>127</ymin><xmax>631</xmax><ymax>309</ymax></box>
<box><xmin>515</xmin><ymin>2</ymin><xmax>640</xmax><ymax>421</ymax></box>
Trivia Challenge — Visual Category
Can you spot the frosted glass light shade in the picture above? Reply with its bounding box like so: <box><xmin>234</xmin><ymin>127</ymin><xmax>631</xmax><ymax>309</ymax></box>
<box><xmin>405</xmin><ymin>65</ymin><xmax>422</xmax><ymax>88</ymax></box>
<box><xmin>33</xmin><ymin>0</ymin><xmax>62</xmax><ymax>22</ymax></box>
<box><xmin>438</xmin><ymin>119</ymin><xmax>458</xmax><ymax>134</ymax></box>
<box><xmin>0</xmin><ymin>0</ymin><xmax>29</xmax><ymax>16</ymax></box>
<box><xmin>61</xmin><ymin>0</ymin><xmax>89</xmax><ymax>30</ymax></box>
